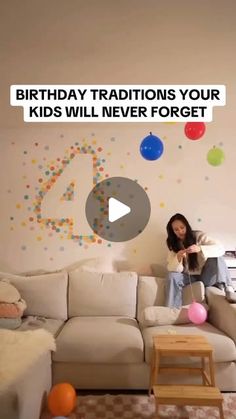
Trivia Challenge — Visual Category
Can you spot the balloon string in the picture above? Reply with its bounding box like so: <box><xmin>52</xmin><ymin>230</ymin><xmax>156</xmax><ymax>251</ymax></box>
<box><xmin>185</xmin><ymin>254</ymin><xmax>195</xmax><ymax>302</ymax></box>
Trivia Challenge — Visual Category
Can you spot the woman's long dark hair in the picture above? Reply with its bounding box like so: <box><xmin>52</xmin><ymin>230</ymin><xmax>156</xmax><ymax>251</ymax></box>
<box><xmin>166</xmin><ymin>213</ymin><xmax>198</xmax><ymax>270</ymax></box>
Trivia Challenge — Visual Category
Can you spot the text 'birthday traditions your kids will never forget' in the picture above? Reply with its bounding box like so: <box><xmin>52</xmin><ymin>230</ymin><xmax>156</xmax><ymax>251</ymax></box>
<box><xmin>10</xmin><ymin>85</ymin><xmax>226</xmax><ymax>122</ymax></box>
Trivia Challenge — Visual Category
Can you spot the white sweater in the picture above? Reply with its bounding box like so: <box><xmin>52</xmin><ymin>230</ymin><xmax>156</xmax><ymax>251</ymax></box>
<box><xmin>167</xmin><ymin>231</ymin><xmax>225</xmax><ymax>275</ymax></box>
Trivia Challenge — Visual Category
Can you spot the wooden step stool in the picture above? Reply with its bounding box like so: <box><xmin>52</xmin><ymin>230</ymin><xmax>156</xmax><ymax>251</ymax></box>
<box><xmin>149</xmin><ymin>334</ymin><xmax>225</xmax><ymax>418</ymax></box>
<box><xmin>153</xmin><ymin>385</ymin><xmax>224</xmax><ymax>418</ymax></box>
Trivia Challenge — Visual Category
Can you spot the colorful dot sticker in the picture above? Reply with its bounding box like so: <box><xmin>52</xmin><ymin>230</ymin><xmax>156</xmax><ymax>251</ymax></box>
<box><xmin>61</xmin><ymin>181</ymin><xmax>75</xmax><ymax>201</ymax></box>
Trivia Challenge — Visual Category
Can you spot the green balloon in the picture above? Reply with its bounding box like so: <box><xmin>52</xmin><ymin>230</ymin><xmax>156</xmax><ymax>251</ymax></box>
<box><xmin>207</xmin><ymin>147</ymin><xmax>225</xmax><ymax>166</ymax></box>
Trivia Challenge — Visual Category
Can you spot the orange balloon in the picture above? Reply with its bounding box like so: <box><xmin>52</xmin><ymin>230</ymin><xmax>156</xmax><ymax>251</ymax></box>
<box><xmin>47</xmin><ymin>382</ymin><xmax>76</xmax><ymax>416</ymax></box>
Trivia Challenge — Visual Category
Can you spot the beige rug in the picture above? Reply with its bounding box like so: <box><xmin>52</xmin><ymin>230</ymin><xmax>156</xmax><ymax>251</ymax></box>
<box><xmin>41</xmin><ymin>392</ymin><xmax>236</xmax><ymax>418</ymax></box>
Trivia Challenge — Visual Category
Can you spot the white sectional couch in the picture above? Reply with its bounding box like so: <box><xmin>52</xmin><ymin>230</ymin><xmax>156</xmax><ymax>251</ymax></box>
<box><xmin>1</xmin><ymin>269</ymin><xmax>236</xmax><ymax>418</ymax></box>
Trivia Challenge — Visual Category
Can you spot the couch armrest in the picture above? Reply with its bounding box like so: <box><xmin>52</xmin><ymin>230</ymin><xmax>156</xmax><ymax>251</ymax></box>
<box><xmin>206</xmin><ymin>286</ymin><xmax>236</xmax><ymax>343</ymax></box>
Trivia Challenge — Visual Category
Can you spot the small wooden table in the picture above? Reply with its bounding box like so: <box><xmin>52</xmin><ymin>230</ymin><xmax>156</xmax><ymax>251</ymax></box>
<box><xmin>149</xmin><ymin>334</ymin><xmax>224</xmax><ymax>418</ymax></box>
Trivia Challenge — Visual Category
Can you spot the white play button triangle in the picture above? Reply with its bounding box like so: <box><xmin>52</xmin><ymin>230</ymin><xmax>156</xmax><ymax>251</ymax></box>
<box><xmin>108</xmin><ymin>197</ymin><xmax>131</xmax><ymax>223</ymax></box>
<box><xmin>86</xmin><ymin>177</ymin><xmax>151</xmax><ymax>241</ymax></box>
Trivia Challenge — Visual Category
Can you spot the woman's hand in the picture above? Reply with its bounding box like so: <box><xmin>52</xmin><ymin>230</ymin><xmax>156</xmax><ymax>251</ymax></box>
<box><xmin>177</xmin><ymin>249</ymin><xmax>187</xmax><ymax>262</ymax></box>
<box><xmin>186</xmin><ymin>244</ymin><xmax>201</xmax><ymax>254</ymax></box>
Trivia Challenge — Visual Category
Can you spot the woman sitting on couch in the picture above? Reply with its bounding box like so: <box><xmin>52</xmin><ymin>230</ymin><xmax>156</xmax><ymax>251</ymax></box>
<box><xmin>165</xmin><ymin>213</ymin><xmax>235</xmax><ymax>308</ymax></box>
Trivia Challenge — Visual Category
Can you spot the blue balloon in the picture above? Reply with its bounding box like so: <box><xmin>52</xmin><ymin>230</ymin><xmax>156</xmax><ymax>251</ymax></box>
<box><xmin>140</xmin><ymin>134</ymin><xmax>164</xmax><ymax>161</ymax></box>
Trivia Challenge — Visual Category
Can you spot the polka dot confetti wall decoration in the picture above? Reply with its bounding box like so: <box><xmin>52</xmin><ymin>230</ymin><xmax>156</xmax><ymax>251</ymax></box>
<box><xmin>22</xmin><ymin>140</ymin><xmax>109</xmax><ymax>247</ymax></box>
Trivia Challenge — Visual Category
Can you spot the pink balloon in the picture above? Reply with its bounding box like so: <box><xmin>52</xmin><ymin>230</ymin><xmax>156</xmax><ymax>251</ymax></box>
<box><xmin>188</xmin><ymin>302</ymin><xmax>207</xmax><ymax>325</ymax></box>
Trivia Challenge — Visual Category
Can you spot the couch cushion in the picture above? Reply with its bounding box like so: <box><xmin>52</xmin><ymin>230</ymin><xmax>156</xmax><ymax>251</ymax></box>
<box><xmin>8</xmin><ymin>271</ymin><xmax>68</xmax><ymax>320</ymax></box>
<box><xmin>137</xmin><ymin>276</ymin><xmax>205</xmax><ymax>322</ymax></box>
<box><xmin>142</xmin><ymin>323</ymin><xmax>236</xmax><ymax>364</ymax></box>
<box><xmin>183</xmin><ymin>281</ymin><xmax>205</xmax><ymax>305</ymax></box>
<box><xmin>137</xmin><ymin>276</ymin><xmax>166</xmax><ymax>322</ymax></box>
<box><xmin>53</xmin><ymin>316</ymin><xmax>144</xmax><ymax>364</ymax></box>
<box><xmin>68</xmin><ymin>271</ymin><xmax>137</xmax><ymax>317</ymax></box>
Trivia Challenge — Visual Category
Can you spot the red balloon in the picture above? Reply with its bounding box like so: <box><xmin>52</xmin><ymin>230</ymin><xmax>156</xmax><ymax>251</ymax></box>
<box><xmin>47</xmin><ymin>382</ymin><xmax>76</xmax><ymax>416</ymax></box>
<box><xmin>184</xmin><ymin>122</ymin><xmax>206</xmax><ymax>140</ymax></box>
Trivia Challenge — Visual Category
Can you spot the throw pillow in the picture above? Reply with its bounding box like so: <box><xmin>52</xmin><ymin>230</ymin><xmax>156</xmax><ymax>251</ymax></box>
<box><xmin>141</xmin><ymin>304</ymin><xmax>208</xmax><ymax>327</ymax></box>
<box><xmin>67</xmin><ymin>257</ymin><xmax>117</xmax><ymax>273</ymax></box>
<box><xmin>0</xmin><ymin>280</ymin><xmax>21</xmax><ymax>303</ymax></box>
<box><xmin>8</xmin><ymin>271</ymin><xmax>68</xmax><ymax>320</ymax></box>
<box><xmin>0</xmin><ymin>318</ymin><xmax>22</xmax><ymax>329</ymax></box>
<box><xmin>0</xmin><ymin>299</ymin><xmax>27</xmax><ymax>318</ymax></box>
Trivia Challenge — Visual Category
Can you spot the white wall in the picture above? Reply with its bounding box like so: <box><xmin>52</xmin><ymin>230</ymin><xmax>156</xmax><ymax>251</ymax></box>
<box><xmin>0</xmin><ymin>0</ymin><xmax>236</xmax><ymax>273</ymax></box>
